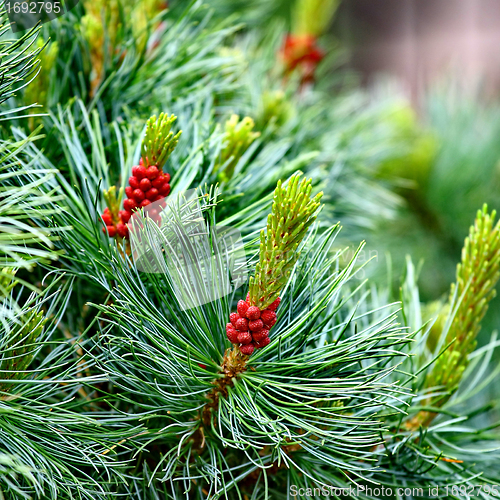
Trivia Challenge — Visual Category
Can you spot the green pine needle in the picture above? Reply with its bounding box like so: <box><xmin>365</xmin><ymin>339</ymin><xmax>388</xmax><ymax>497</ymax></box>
<box><xmin>0</xmin><ymin>310</ymin><xmax>46</xmax><ymax>393</ymax></box>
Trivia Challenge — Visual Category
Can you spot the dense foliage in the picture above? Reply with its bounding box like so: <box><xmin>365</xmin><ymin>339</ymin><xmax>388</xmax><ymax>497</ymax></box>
<box><xmin>1</xmin><ymin>1</ymin><xmax>499</xmax><ymax>499</ymax></box>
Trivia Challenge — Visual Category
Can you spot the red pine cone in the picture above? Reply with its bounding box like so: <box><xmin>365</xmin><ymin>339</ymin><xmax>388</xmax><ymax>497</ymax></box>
<box><xmin>246</xmin><ymin>306</ymin><xmax>261</xmax><ymax>320</ymax></box>
<box><xmin>249</xmin><ymin>319</ymin><xmax>263</xmax><ymax>332</ymax></box>
<box><xmin>240</xmin><ymin>343</ymin><xmax>255</xmax><ymax>356</ymax></box>
<box><xmin>146</xmin><ymin>166</ymin><xmax>159</xmax><ymax>179</ymax></box>
<box><xmin>237</xmin><ymin>300</ymin><xmax>249</xmax><ymax>317</ymax></box>
<box><xmin>103</xmin><ymin>225</ymin><xmax>116</xmax><ymax>237</ymax></box>
<box><xmin>237</xmin><ymin>331</ymin><xmax>253</xmax><ymax>344</ymax></box>
<box><xmin>268</xmin><ymin>297</ymin><xmax>281</xmax><ymax>311</ymax></box>
<box><xmin>227</xmin><ymin>295</ymin><xmax>280</xmax><ymax>354</ymax></box>
<box><xmin>254</xmin><ymin>336</ymin><xmax>270</xmax><ymax>349</ymax></box>
<box><xmin>133</xmin><ymin>189</ymin><xmax>145</xmax><ymax>203</ymax></box>
<box><xmin>116</xmin><ymin>222</ymin><xmax>128</xmax><ymax>238</ymax></box>
<box><xmin>132</xmin><ymin>165</ymin><xmax>146</xmax><ymax>179</ymax></box>
<box><xmin>261</xmin><ymin>310</ymin><xmax>277</xmax><ymax>328</ymax></box>
<box><xmin>226</xmin><ymin>324</ymin><xmax>239</xmax><ymax>343</ymax></box>
<box><xmin>123</xmin><ymin>198</ymin><xmax>136</xmax><ymax>212</ymax></box>
<box><xmin>152</xmin><ymin>174</ymin><xmax>166</xmax><ymax>188</ymax></box>
<box><xmin>281</xmin><ymin>34</ymin><xmax>324</xmax><ymax>84</ymax></box>
<box><xmin>101</xmin><ymin>211</ymin><xmax>113</xmax><ymax>226</ymax></box>
<box><xmin>149</xmin><ymin>209</ymin><xmax>159</xmax><ymax>221</ymax></box>
<box><xmin>119</xmin><ymin>210</ymin><xmax>131</xmax><ymax>223</ymax></box>
<box><xmin>129</xmin><ymin>176</ymin><xmax>139</xmax><ymax>190</ymax></box>
<box><xmin>235</xmin><ymin>318</ymin><xmax>249</xmax><ymax>332</ymax></box>
<box><xmin>252</xmin><ymin>329</ymin><xmax>269</xmax><ymax>342</ymax></box>
<box><xmin>159</xmin><ymin>183</ymin><xmax>170</xmax><ymax>196</ymax></box>
<box><xmin>139</xmin><ymin>178</ymin><xmax>151</xmax><ymax>191</ymax></box>
<box><xmin>146</xmin><ymin>188</ymin><xmax>159</xmax><ymax>201</ymax></box>
<box><xmin>229</xmin><ymin>312</ymin><xmax>240</xmax><ymax>327</ymax></box>
<box><xmin>101</xmin><ymin>159</ymin><xmax>171</xmax><ymax>239</ymax></box>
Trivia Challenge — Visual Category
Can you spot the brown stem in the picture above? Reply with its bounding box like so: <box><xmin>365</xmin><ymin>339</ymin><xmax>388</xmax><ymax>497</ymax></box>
<box><xmin>404</xmin><ymin>410</ymin><xmax>436</xmax><ymax>432</ymax></box>
<box><xmin>198</xmin><ymin>346</ymin><xmax>249</xmax><ymax>442</ymax></box>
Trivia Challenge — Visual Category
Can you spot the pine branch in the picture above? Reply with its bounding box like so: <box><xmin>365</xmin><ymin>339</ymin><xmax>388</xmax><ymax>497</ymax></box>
<box><xmin>0</xmin><ymin>274</ymin><xmax>141</xmax><ymax>498</ymax></box>
<box><xmin>407</xmin><ymin>204</ymin><xmax>500</xmax><ymax>429</ymax></box>
<box><xmin>0</xmin><ymin>19</ymin><xmax>61</xmax><ymax>270</ymax></box>
<box><xmin>0</xmin><ymin>309</ymin><xmax>46</xmax><ymax>393</ymax></box>
<box><xmin>216</xmin><ymin>114</ymin><xmax>260</xmax><ymax>182</ymax></box>
<box><xmin>89</xmin><ymin>186</ymin><xmax>413</xmax><ymax>496</ymax></box>
<box><xmin>24</xmin><ymin>37</ymin><xmax>59</xmax><ymax>131</ymax></box>
<box><xmin>0</xmin><ymin>19</ymin><xmax>41</xmax><ymax>109</ymax></box>
<box><xmin>248</xmin><ymin>173</ymin><xmax>323</xmax><ymax>309</ymax></box>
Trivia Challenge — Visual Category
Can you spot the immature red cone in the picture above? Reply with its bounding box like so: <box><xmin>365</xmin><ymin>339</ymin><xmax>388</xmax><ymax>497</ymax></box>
<box><xmin>132</xmin><ymin>165</ymin><xmax>146</xmax><ymax>179</ymax></box>
<box><xmin>267</xmin><ymin>297</ymin><xmax>281</xmax><ymax>311</ymax></box>
<box><xmin>116</xmin><ymin>222</ymin><xmax>128</xmax><ymax>239</ymax></box>
<box><xmin>237</xmin><ymin>331</ymin><xmax>252</xmax><ymax>345</ymax></box>
<box><xmin>252</xmin><ymin>329</ymin><xmax>269</xmax><ymax>342</ymax></box>
<box><xmin>133</xmin><ymin>189</ymin><xmax>146</xmax><ymax>203</ymax></box>
<box><xmin>281</xmin><ymin>34</ymin><xmax>324</xmax><ymax>85</ymax></box>
<box><xmin>100</xmin><ymin>188</ymin><xmax>123</xmax><ymax>239</ymax></box>
<box><xmin>100</xmin><ymin>113</ymin><xmax>180</xmax><ymax>240</ymax></box>
<box><xmin>119</xmin><ymin>210</ymin><xmax>131</xmax><ymax>223</ymax></box>
<box><xmin>101</xmin><ymin>209</ymin><xmax>113</xmax><ymax>226</ymax></box>
<box><xmin>148</xmin><ymin>209</ymin><xmax>159</xmax><ymax>222</ymax></box>
<box><xmin>225</xmin><ymin>174</ymin><xmax>322</xmax><ymax>356</ymax></box>
<box><xmin>226</xmin><ymin>324</ymin><xmax>238</xmax><ymax>343</ymax></box>
<box><xmin>227</xmin><ymin>296</ymin><xmax>279</xmax><ymax>354</ymax></box>
<box><xmin>254</xmin><ymin>337</ymin><xmax>270</xmax><ymax>349</ymax></box>
<box><xmin>249</xmin><ymin>319</ymin><xmax>263</xmax><ymax>332</ymax></box>
<box><xmin>102</xmin><ymin>156</ymin><xmax>171</xmax><ymax>240</ymax></box>
<box><xmin>103</xmin><ymin>225</ymin><xmax>117</xmax><ymax>237</ymax></box>
<box><xmin>237</xmin><ymin>300</ymin><xmax>249</xmax><ymax>317</ymax></box>
<box><xmin>240</xmin><ymin>343</ymin><xmax>255</xmax><ymax>356</ymax></box>
<box><xmin>146</xmin><ymin>166</ymin><xmax>159</xmax><ymax>179</ymax></box>
<box><xmin>261</xmin><ymin>310</ymin><xmax>277</xmax><ymax>328</ymax></box>
<box><xmin>235</xmin><ymin>318</ymin><xmax>248</xmax><ymax>332</ymax></box>
<box><xmin>139</xmin><ymin>178</ymin><xmax>151</xmax><ymax>191</ymax></box>
<box><xmin>246</xmin><ymin>306</ymin><xmax>261</xmax><ymax>320</ymax></box>
<box><xmin>123</xmin><ymin>198</ymin><xmax>136</xmax><ymax>212</ymax></box>
<box><xmin>229</xmin><ymin>312</ymin><xmax>239</xmax><ymax>327</ymax></box>
<box><xmin>129</xmin><ymin>177</ymin><xmax>139</xmax><ymax>190</ymax></box>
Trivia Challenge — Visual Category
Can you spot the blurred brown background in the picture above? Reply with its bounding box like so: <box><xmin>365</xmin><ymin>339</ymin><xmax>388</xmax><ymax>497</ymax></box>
<box><xmin>336</xmin><ymin>0</ymin><xmax>500</xmax><ymax>100</ymax></box>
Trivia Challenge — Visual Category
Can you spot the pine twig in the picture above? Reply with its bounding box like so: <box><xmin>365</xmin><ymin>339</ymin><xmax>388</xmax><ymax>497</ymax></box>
<box><xmin>407</xmin><ymin>204</ymin><xmax>500</xmax><ymax>430</ymax></box>
<box><xmin>249</xmin><ymin>173</ymin><xmax>323</xmax><ymax>310</ymax></box>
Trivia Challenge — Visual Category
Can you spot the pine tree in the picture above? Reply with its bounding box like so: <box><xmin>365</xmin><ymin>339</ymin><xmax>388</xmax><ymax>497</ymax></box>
<box><xmin>2</xmin><ymin>0</ymin><xmax>500</xmax><ymax>498</ymax></box>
